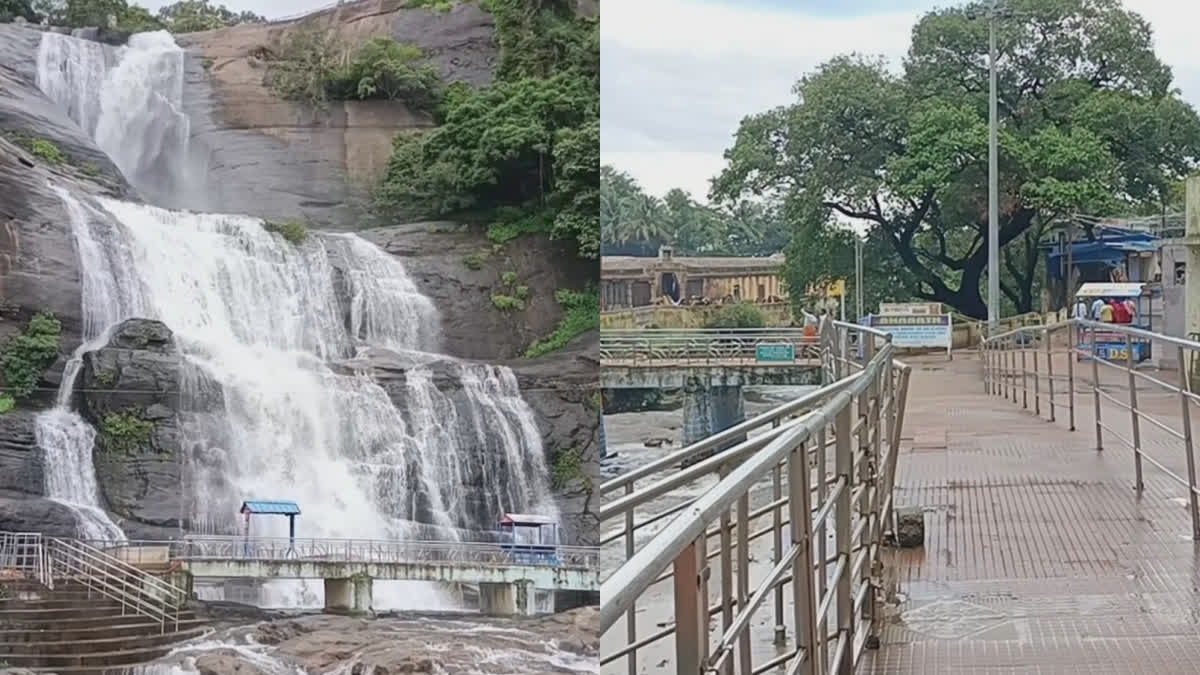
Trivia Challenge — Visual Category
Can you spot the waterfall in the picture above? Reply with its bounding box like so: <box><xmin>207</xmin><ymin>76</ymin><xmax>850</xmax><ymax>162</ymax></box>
<box><xmin>32</xmin><ymin>29</ymin><xmax>559</xmax><ymax>544</ymax></box>
<box><xmin>37</xmin><ymin>30</ymin><xmax>201</xmax><ymax>209</ymax></box>
<box><xmin>53</xmin><ymin>194</ymin><xmax>556</xmax><ymax>540</ymax></box>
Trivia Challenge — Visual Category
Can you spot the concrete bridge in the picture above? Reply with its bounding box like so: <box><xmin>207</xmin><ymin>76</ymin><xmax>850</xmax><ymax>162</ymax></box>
<box><xmin>93</xmin><ymin>535</ymin><xmax>601</xmax><ymax>617</ymax></box>
<box><xmin>601</xmin><ymin>329</ymin><xmax>821</xmax><ymax>445</ymax></box>
<box><xmin>599</xmin><ymin>318</ymin><xmax>1200</xmax><ymax>674</ymax></box>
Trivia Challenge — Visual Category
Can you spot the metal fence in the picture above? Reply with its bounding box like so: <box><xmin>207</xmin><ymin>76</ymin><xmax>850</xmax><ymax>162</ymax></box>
<box><xmin>600</xmin><ymin>328</ymin><xmax>822</xmax><ymax>365</ymax></box>
<box><xmin>77</xmin><ymin>536</ymin><xmax>601</xmax><ymax>570</ymax></box>
<box><xmin>599</xmin><ymin>319</ymin><xmax>912</xmax><ymax>675</ymax></box>
<box><xmin>982</xmin><ymin>318</ymin><xmax>1200</xmax><ymax>538</ymax></box>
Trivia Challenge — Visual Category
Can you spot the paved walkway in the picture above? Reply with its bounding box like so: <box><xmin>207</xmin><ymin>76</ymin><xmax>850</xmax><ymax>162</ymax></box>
<box><xmin>863</xmin><ymin>350</ymin><xmax>1200</xmax><ymax>674</ymax></box>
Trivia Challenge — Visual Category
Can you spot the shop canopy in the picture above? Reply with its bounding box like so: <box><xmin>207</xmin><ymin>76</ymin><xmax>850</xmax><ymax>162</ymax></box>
<box><xmin>1074</xmin><ymin>282</ymin><xmax>1148</xmax><ymax>298</ymax></box>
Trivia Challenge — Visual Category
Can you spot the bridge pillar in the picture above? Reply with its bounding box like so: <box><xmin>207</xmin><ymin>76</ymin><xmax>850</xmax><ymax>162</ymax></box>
<box><xmin>324</xmin><ymin>575</ymin><xmax>373</xmax><ymax>616</ymax></box>
<box><xmin>682</xmin><ymin>381</ymin><xmax>745</xmax><ymax>452</ymax></box>
<box><xmin>479</xmin><ymin>580</ymin><xmax>537</xmax><ymax>616</ymax></box>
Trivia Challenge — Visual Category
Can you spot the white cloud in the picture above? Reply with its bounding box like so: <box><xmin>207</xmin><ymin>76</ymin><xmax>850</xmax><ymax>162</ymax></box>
<box><xmin>602</xmin><ymin>0</ymin><xmax>1200</xmax><ymax>203</ymax></box>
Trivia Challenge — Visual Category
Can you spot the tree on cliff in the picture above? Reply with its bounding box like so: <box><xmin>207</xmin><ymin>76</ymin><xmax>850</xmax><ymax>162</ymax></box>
<box><xmin>156</xmin><ymin>0</ymin><xmax>264</xmax><ymax>33</ymax></box>
<box><xmin>710</xmin><ymin>0</ymin><xmax>1200</xmax><ymax>318</ymax></box>
<box><xmin>0</xmin><ymin>0</ymin><xmax>39</xmax><ymax>22</ymax></box>
<box><xmin>374</xmin><ymin>0</ymin><xmax>600</xmax><ymax>259</ymax></box>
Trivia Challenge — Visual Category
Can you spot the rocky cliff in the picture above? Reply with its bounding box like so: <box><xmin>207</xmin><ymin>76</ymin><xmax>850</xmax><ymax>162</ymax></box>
<box><xmin>175</xmin><ymin>0</ymin><xmax>496</xmax><ymax>228</ymax></box>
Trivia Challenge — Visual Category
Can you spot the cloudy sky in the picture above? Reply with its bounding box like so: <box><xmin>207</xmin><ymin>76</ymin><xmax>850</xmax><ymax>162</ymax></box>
<box><xmin>601</xmin><ymin>0</ymin><xmax>1200</xmax><ymax>203</ymax></box>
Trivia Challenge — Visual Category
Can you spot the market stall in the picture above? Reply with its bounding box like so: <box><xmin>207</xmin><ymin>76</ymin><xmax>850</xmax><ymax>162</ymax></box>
<box><xmin>1075</xmin><ymin>282</ymin><xmax>1153</xmax><ymax>362</ymax></box>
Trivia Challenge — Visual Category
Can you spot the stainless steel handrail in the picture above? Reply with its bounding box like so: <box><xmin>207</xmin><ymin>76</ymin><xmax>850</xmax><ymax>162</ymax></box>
<box><xmin>600</xmin><ymin>318</ymin><xmax>912</xmax><ymax>675</ymax></box>
<box><xmin>983</xmin><ymin>317</ymin><xmax>1200</xmax><ymax>539</ymax></box>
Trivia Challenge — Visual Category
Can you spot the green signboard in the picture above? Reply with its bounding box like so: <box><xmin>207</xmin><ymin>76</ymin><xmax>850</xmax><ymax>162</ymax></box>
<box><xmin>756</xmin><ymin>343</ymin><xmax>795</xmax><ymax>362</ymax></box>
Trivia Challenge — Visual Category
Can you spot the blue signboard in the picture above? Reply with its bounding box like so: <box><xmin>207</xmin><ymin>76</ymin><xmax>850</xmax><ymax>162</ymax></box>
<box><xmin>756</xmin><ymin>344</ymin><xmax>795</xmax><ymax>362</ymax></box>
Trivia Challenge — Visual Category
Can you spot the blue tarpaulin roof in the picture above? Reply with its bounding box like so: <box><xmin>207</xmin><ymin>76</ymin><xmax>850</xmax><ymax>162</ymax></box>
<box><xmin>240</xmin><ymin>500</ymin><xmax>301</xmax><ymax>515</ymax></box>
<box><xmin>1044</xmin><ymin>227</ymin><xmax>1160</xmax><ymax>280</ymax></box>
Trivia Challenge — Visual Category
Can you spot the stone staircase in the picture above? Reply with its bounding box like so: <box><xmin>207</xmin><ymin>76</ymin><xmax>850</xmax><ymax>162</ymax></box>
<box><xmin>0</xmin><ymin>580</ymin><xmax>208</xmax><ymax>673</ymax></box>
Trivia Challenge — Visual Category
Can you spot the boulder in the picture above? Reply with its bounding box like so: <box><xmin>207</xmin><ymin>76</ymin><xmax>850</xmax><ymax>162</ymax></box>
<box><xmin>78</xmin><ymin>319</ymin><xmax>185</xmax><ymax>531</ymax></box>
<box><xmin>0</xmin><ymin>412</ymin><xmax>44</xmax><ymax>497</ymax></box>
<box><xmin>0</xmin><ymin>494</ymin><xmax>82</xmax><ymax>537</ymax></box>
<box><xmin>894</xmin><ymin>506</ymin><xmax>925</xmax><ymax>548</ymax></box>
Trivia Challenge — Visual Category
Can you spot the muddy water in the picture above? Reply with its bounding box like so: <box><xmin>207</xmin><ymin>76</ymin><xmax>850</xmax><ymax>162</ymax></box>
<box><xmin>601</xmin><ymin>386</ymin><xmax>835</xmax><ymax>674</ymax></box>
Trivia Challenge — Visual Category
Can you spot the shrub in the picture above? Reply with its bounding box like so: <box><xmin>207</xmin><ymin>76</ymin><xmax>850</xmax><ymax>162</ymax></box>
<box><xmin>491</xmin><ymin>294</ymin><xmax>525</xmax><ymax>312</ymax></box>
<box><xmin>0</xmin><ymin>395</ymin><xmax>14</xmax><ymax>414</ymax></box>
<box><xmin>501</xmin><ymin>271</ymin><xmax>518</xmax><ymax>285</ymax></box>
<box><xmin>263</xmin><ymin>219</ymin><xmax>308</xmax><ymax>245</ymax></box>
<box><xmin>9</xmin><ymin>134</ymin><xmax>66</xmax><ymax>165</ymax></box>
<box><xmin>704</xmin><ymin>303</ymin><xmax>766</xmax><ymax>329</ymax></box>
<box><xmin>99</xmin><ymin>410</ymin><xmax>155</xmax><ymax>456</ymax></box>
<box><xmin>463</xmin><ymin>251</ymin><xmax>488</xmax><ymax>270</ymax></box>
<box><xmin>550</xmin><ymin>447</ymin><xmax>591</xmax><ymax>492</ymax></box>
<box><xmin>524</xmin><ymin>287</ymin><xmax>598</xmax><ymax>358</ymax></box>
<box><xmin>1</xmin><ymin>314</ymin><xmax>61</xmax><ymax>401</ymax></box>
<box><xmin>514</xmin><ymin>285</ymin><xmax>529</xmax><ymax>300</ymax></box>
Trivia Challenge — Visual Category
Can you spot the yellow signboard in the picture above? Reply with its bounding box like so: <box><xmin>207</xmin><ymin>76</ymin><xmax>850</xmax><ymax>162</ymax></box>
<box><xmin>807</xmin><ymin>279</ymin><xmax>846</xmax><ymax>298</ymax></box>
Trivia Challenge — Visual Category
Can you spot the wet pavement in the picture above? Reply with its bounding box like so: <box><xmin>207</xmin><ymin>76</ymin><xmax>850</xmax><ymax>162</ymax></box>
<box><xmin>864</xmin><ymin>349</ymin><xmax>1200</xmax><ymax>674</ymax></box>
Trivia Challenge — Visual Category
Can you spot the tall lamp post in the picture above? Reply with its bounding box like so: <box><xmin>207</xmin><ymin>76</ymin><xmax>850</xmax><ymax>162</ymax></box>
<box><xmin>987</xmin><ymin>0</ymin><xmax>1000</xmax><ymax>333</ymax></box>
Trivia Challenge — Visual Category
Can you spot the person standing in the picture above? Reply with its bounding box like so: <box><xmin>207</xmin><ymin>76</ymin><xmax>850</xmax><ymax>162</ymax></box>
<box><xmin>1099</xmin><ymin>299</ymin><xmax>1115</xmax><ymax>323</ymax></box>
<box><xmin>1090</xmin><ymin>296</ymin><xmax>1106</xmax><ymax>321</ymax></box>
<box><xmin>1074</xmin><ymin>296</ymin><xmax>1089</xmax><ymax>321</ymax></box>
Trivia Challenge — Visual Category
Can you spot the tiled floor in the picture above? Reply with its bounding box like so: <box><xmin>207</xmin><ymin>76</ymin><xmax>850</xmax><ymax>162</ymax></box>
<box><xmin>861</xmin><ymin>350</ymin><xmax>1200</xmax><ymax>674</ymax></box>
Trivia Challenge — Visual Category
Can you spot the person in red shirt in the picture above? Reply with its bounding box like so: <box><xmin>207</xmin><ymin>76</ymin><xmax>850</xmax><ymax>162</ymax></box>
<box><xmin>1110</xmin><ymin>298</ymin><xmax>1131</xmax><ymax>324</ymax></box>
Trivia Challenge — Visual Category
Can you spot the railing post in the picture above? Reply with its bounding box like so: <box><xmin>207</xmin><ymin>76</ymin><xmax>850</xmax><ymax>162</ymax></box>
<box><xmin>672</xmin><ymin>536</ymin><xmax>709</xmax><ymax>675</ymax></box>
<box><xmin>1020</xmin><ymin>336</ymin><xmax>1029</xmax><ymax>409</ymax></box>
<box><xmin>736</xmin><ymin>492</ymin><xmax>752</xmax><ymax>675</ymax></box>
<box><xmin>771</xmin><ymin>427</ymin><xmax>786</xmax><ymax>645</ymax></box>
<box><xmin>1067</xmin><ymin>321</ymin><xmax>1076</xmax><ymax>431</ymax></box>
<box><xmin>834</xmin><ymin>399</ymin><xmax>854</xmax><ymax>675</ymax></box>
<box><xmin>718</xmin><ymin>462</ymin><xmax>734</xmax><ymax>675</ymax></box>
<box><xmin>982</xmin><ymin>338</ymin><xmax>990</xmax><ymax>394</ymax></box>
<box><xmin>815</xmin><ymin>422</ymin><xmax>829</xmax><ymax>636</ymax></box>
<box><xmin>1091</xmin><ymin>325</ymin><xmax>1103</xmax><ymax>451</ymax></box>
<box><xmin>1001</xmin><ymin>338</ymin><xmax>1010</xmax><ymax>400</ymax></box>
<box><xmin>1126</xmin><ymin>333</ymin><xmax>1144</xmax><ymax>493</ymax></box>
<box><xmin>624</xmin><ymin>481</ymin><xmax>637</xmax><ymax>675</ymax></box>
<box><xmin>1177</xmin><ymin>344</ymin><xmax>1200</xmax><ymax>540</ymax></box>
<box><xmin>1045</xmin><ymin>327</ymin><xmax>1056</xmax><ymax>422</ymax></box>
<box><xmin>1032</xmin><ymin>331</ymin><xmax>1041</xmax><ymax>416</ymax></box>
<box><xmin>789</xmin><ymin>440</ymin><xmax>818</xmax><ymax>675</ymax></box>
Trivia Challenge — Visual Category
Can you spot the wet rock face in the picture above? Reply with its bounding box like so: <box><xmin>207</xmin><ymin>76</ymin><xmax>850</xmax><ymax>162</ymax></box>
<box><xmin>79</xmin><ymin>318</ymin><xmax>185</xmax><ymax>534</ymax></box>
<box><xmin>0</xmin><ymin>492</ymin><xmax>83</xmax><ymax>537</ymax></box>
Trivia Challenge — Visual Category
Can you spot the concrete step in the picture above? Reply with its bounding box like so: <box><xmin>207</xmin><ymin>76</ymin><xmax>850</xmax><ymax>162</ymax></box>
<box><xmin>0</xmin><ymin>598</ymin><xmax>123</xmax><ymax>610</ymax></box>
<box><xmin>2</xmin><ymin>642</ymin><xmax>180</xmax><ymax>668</ymax></box>
<box><xmin>0</xmin><ymin>609</ymin><xmax>195</xmax><ymax>630</ymax></box>
<box><xmin>0</xmin><ymin>625</ymin><xmax>208</xmax><ymax>655</ymax></box>
<box><xmin>0</xmin><ymin>618</ymin><xmax>207</xmax><ymax>643</ymax></box>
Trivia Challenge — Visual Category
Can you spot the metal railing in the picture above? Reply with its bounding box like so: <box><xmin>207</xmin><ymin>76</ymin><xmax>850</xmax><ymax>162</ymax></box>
<box><xmin>983</xmin><ymin>318</ymin><xmax>1200</xmax><ymax>538</ymax></box>
<box><xmin>78</xmin><ymin>536</ymin><xmax>601</xmax><ymax>570</ymax></box>
<box><xmin>599</xmin><ymin>319</ymin><xmax>912</xmax><ymax>675</ymax></box>
<box><xmin>600</xmin><ymin>328</ymin><xmax>822</xmax><ymax>365</ymax></box>
<box><xmin>0</xmin><ymin>533</ymin><xmax>187</xmax><ymax>634</ymax></box>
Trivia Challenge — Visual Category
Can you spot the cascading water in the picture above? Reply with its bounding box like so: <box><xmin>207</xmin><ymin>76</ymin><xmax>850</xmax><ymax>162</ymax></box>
<box><xmin>38</xmin><ymin>30</ymin><xmax>201</xmax><ymax>209</ymax></box>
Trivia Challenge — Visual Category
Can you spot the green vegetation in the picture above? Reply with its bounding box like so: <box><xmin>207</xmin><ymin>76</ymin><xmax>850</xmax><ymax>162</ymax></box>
<box><xmin>550</xmin><ymin>448</ymin><xmax>590</xmax><ymax>492</ymax></box>
<box><xmin>81</xmin><ymin>162</ymin><xmax>102</xmax><ymax>176</ymax></box>
<box><xmin>263</xmin><ymin>219</ymin><xmax>308</xmax><ymax>245</ymax></box>
<box><xmin>491</xmin><ymin>294</ymin><xmax>525</xmax><ymax>312</ymax></box>
<box><xmin>374</xmin><ymin>0</ymin><xmax>599</xmax><ymax>259</ymax></box>
<box><xmin>264</xmin><ymin>32</ymin><xmax>441</xmax><ymax>111</ymax></box>
<box><xmin>514</xmin><ymin>285</ymin><xmax>529</xmax><ymax>300</ymax></box>
<box><xmin>93</xmin><ymin>369</ymin><xmax>116</xmax><ymax>387</ymax></box>
<box><xmin>501</xmin><ymin>271</ymin><xmax>518</xmax><ymax>285</ymax></box>
<box><xmin>0</xmin><ymin>313</ymin><xmax>61</xmax><ymax>402</ymax></box>
<box><xmin>99</xmin><ymin>410</ymin><xmax>155</xmax><ymax>456</ymax></box>
<box><xmin>525</xmin><ymin>287</ymin><xmax>598</xmax><ymax>358</ymax></box>
<box><xmin>406</xmin><ymin>0</ymin><xmax>455</xmax><ymax>11</ymax></box>
<box><xmin>602</xmin><ymin>166</ymin><xmax>787</xmax><ymax>257</ymax></box>
<box><xmin>19</xmin><ymin>0</ymin><xmax>262</xmax><ymax>33</ymax></box>
<box><xmin>201</xmin><ymin>57</ymin><xmax>215</xmax><ymax>71</ymax></box>
<box><xmin>704</xmin><ymin>303</ymin><xmax>766</xmax><ymax>330</ymax></box>
<box><xmin>0</xmin><ymin>395</ymin><xmax>14</xmax><ymax>415</ymax></box>
<box><xmin>462</xmin><ymin>251</ymin><xmax>489</xmax><ymax>270</ymax></box>
<box><xmin>708</xmin><ymin>0</ymin><xmax>1200</xmax><ymax>319</ymax></box>
<box><xmin>8</xmin><ymin>134</ymin><xmax>67</xmax><ymax>165</ymax></box>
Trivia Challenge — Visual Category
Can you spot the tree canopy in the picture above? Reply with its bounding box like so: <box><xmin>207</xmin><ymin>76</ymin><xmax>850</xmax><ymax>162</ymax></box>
<box><xmin>712</xmin><ymin>0</ymin><xmax>1200</xmax><ymax>318</ymax></box>
<box><xmin>373</xmin><ymin>0</ymin><xmax>599</xmax><ymax>259</ymax></box>
<box><xmin>156</xmin><ymin>0</ymin><xmax>263</xmax><ymax>32</ymax></box>
<box><xmin>21</xmin><ymin>0</ymin><xmax>262</xmax><ymax>32</ymax></box>
<box><xmin>601</xmin><ymin>165</ymin><xmax>788</xmax><ymax>257</ymax></box>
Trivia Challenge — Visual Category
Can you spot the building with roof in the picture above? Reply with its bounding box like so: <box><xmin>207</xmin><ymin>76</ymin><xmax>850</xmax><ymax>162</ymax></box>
<box><xmin>601</xmin><ymin>246</ymin><xmax>787</xmax><ymax>310</ymax></box>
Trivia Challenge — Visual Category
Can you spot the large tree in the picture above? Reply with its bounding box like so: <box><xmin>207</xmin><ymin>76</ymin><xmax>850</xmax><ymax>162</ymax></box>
<box><xmin>712</xmin><ymin>0</ymin><xmax>1200</xmax><ymax>318</ymax></box>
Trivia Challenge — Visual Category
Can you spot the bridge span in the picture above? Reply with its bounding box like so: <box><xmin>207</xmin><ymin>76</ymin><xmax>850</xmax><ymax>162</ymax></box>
<box><xmin>89</xmin><ymin>535</ymin><xmax>600</xmax><ymax>616</ymax></box>
<box><xmin>600</xmin><ymin>318</ymin><xmax>1200</xmax><ymax>674</ymax></box>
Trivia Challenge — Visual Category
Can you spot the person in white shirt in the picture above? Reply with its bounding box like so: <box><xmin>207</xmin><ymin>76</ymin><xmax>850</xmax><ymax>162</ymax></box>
<box><xmin>1074</xmin><ymin>298</ymin><xmax>1089</xmax><ymax>321</ymax></box>
<box><xmin>1090</xmin><ymin>297</ymin><xmax>1106</xmax><ymax>321</ymax></box>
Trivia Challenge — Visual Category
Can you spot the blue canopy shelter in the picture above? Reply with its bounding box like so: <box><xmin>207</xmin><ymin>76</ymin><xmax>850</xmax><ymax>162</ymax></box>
<box><xmin>1044</xmin><ymin>227</ymin><xmax>1160</xmax><ymax>283</ymax></box>
<box><xmin>241</xmin><ymin>500</ymin><xmax>301</xmax><ymax>556</ymax></box>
